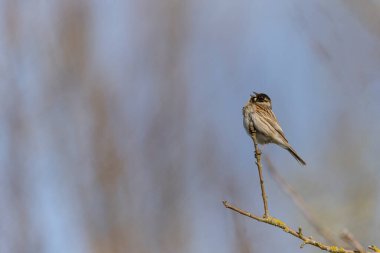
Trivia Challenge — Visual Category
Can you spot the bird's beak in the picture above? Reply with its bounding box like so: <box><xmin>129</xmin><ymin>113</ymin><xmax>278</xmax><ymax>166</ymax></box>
<box><xmin>251</xmin><ymin>91</ymin><xmax>258</xmax><ymax>97</ymax></box>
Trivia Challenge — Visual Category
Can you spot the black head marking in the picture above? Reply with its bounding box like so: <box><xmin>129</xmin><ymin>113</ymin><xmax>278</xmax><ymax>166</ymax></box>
<box><xmin>255</xmin><ymin>93</ymin><xmax>271</xmax><ymax>102</ymax></box>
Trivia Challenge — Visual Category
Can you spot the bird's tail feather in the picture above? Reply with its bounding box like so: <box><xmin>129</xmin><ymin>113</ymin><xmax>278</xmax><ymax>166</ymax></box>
<box><xmin>287</xmin><ymin>147</ymin><xmax>306</xmax><ymax>166</ymax></box>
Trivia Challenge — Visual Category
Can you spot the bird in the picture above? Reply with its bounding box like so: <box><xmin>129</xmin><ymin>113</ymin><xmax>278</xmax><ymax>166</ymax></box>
<box><xmin>243</xmin><ymin>92</ymin><xmax>306</xmax><ymax>165</ymax></box>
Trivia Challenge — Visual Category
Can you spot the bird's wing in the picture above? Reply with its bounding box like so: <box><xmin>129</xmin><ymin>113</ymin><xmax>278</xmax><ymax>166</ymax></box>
<box><xmin>253</xmin><ymin>106</ymin><xmax>288</xmax><ymax>143</ymax></box>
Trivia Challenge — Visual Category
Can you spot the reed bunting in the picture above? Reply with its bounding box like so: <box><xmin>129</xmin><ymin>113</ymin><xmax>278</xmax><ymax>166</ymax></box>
<box><xmin>243</xmin><ymin>92</ymin><xmax>306</xmax><ymax>165</ymax></box>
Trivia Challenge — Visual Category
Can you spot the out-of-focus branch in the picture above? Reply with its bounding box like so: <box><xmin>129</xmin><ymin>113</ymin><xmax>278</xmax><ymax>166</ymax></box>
<box><xmin>264</xmin><ymin>156</ymin><xmax>370</xmax><ymax>252</ymax></box>
<box><xmin>341</xmin><ymin>229</ymin><xmax>365</xmax><ymax>253</ymax></box>
<box><xmin>250</xmin><ymin>130</ymin><xmax>269</xmax><ymax>217</ymax></box>
<box><xmin>264</xmin><ymin>156</ymin><xmax>337</xmax><ymax>245</ymax></box>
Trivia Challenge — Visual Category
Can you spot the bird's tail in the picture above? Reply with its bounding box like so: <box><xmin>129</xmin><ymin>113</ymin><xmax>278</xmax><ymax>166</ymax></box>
<box><xmin>287</xmin><ymin>147</ymin><xmax>306</xmax><ymax>166</ymax></box>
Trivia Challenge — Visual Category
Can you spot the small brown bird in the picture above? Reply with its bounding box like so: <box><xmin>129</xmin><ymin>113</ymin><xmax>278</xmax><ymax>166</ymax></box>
<box><xmin>243</xmin><ymin>92</ymin><xmax>306</xmax><ymax>165</ymax></box>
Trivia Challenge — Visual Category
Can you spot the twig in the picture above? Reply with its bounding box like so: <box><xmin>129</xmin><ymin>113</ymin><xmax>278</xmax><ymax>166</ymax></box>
<box><xmin>368</xmin><ymin>245</ymin><xmax>380</xmax><ymax>252</ymax></box>
<box><xmin>250</xmin><ymin>129</ymin><xmax>269</xmax><ymax>217</ymax></box>
<box><xmin>223</xmin><ymin>201</ymin><xmax>369</xmax><ymax>253</ymax></box>
<box><xmin>341</xmin><ymin>229</ymin><xmax>365</xmax><ymax>253</ymax></box>
<box><xmin>264</xmin><ymin>156</ymin><xmax>338</xmax><ymax>245</ymax></box>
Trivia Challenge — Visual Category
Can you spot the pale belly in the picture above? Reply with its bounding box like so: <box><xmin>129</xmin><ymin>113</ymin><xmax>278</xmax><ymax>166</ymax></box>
<box><xmin>243</xmin><ymin>109</ymin><xmax>272</xmax><ymax>145</ymax></box>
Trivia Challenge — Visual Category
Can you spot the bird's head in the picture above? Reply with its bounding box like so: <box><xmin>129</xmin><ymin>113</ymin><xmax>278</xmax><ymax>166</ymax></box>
<box><xmin>250</xmin><ymin>92</ymin><xmax>272</xmax><ymax>108</ymax></box>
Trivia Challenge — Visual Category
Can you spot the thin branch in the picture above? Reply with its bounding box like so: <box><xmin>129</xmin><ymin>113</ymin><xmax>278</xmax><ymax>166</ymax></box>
<box><xmin>368</xmin><ymin>246</ymin><xmax>380</xmax><ymax>253</ymax></box>
<box><xmin>264</xmin><ymin>156</ymin><xmax>338</xmax><ymax>245</ymax></box>
<box><xmin>223</xmin><ymin>201</ymin><xmax>371</xmax><ymax>253</ymax></box>
<box><xmin>250</xmin><ymin>129</ymin><xmax>269</xmax><ymax>217</ymax></box>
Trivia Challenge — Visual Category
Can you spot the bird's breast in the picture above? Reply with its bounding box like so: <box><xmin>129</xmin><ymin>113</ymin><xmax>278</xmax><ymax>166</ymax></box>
<box><xmin>243</xmin><ymin>105</ymin><xmax>253</xmax><ymax>134</ymax></box>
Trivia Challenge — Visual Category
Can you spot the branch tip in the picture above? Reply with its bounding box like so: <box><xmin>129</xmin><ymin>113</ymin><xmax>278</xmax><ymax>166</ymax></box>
<box><xmin>369</xmin><ymin>245</ymin><xmax>380</xmax><ymax>252</ymax></box>
<box><xmin>298</xmin><ymin>227</ymin><xmax>303</xmax><ymax>237</ymax></box>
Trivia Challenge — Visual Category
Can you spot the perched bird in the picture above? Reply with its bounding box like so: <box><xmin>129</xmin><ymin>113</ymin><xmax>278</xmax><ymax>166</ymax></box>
<box><xmin>243</xmin><ymin>92</ymin><xmax>306</xmax><ymax>165</ymax></box>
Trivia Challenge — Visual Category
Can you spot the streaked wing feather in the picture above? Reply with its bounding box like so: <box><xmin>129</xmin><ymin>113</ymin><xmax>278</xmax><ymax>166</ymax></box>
<box><xmin>254</xmin><ymin>105</ymin><xmax>288</xmax><ymax>143</ymax></box>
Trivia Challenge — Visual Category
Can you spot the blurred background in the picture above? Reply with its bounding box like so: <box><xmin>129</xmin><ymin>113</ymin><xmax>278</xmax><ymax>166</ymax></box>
<box><xmin>1</xmin><ymin>0</ymin><xmax>380</xmax><ymax>252</ymax></box>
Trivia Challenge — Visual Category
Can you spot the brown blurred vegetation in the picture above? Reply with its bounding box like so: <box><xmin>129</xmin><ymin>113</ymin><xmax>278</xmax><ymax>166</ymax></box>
<box><xmin>1</xmin><ymin>1</ymin><xmax>380</xmax><ymax>253</ymax></box>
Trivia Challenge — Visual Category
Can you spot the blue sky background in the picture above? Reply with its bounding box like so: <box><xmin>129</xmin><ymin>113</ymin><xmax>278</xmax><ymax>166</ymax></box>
<box><xmin>1</xmin><ymin>1</ymin><xmax>380</xmax><ymax>253</ymax></box>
